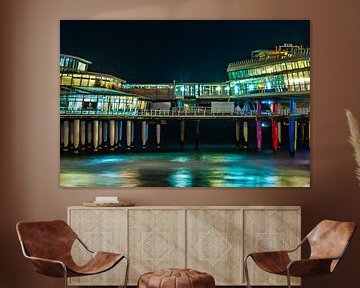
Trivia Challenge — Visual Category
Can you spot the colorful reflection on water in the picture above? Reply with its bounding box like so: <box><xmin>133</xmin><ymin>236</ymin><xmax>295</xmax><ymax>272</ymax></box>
<box><xmin>60</xmin><ymin>148</ymin><xmax>310</xmax><ymax>188</ymax></box>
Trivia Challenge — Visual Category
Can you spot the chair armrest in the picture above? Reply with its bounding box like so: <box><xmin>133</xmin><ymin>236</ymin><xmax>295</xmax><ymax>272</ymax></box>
<box><xmin>287</xmin><ymin>258</ymin><xmax>335</xmax><ymax>277</ymax></box>
<box><xmin>247</xmin><ymin>250</ymin><xmax>290</xmax><ymax>258</ymax></box>
<box><xmin>26</xmin><ymin>255</ymin><xmax>65</xmax><ymax>266</ymax></box>
<box><xmin>246</xmin><ymin>251</ymin><xmax>291</xmax><ymax>274</ymax></box>
<box><xmin>19</xmin><ymin>240</ymin><xmax>67</xmax><ymax>277</ymax></box>
<box><xmin>245</xmin><ymin>237</ymin><xmax>306</xmax><ymax>259</ymax></box>
<box><xmin>25</xmin><ymin>255</ymin><xmax>67</xmax><ymax>277</ymax></box>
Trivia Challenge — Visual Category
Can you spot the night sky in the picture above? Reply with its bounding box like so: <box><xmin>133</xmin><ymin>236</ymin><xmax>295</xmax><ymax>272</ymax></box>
<box><xmin>60</xmin><ymin>20</ymin><xmax>310</xmax><ymax>83</ymax></box>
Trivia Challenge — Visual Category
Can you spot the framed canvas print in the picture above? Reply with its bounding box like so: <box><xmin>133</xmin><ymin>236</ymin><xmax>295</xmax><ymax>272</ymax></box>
<box><xmin>60</xmin><ymin>20</ymin><xmax>310</xmax><ymax>188</ymax></box>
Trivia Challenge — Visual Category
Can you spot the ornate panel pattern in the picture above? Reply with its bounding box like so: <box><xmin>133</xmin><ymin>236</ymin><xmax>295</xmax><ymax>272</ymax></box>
<box><xmin>68</xmin><ymin>208</ymin><xmax>127</xmax><ymax>286</ymax></box>
<box><xmin>128</xmin><ymin>209</ymin><xmax>186</xmax><ymax>284</ymax></box>
<box><xmin>187</xmin><ymin>209</ymin><xmax>243</xmax><ymax>285</ymax></box>
<box><xmin>244</xmin><ymin>209</ymin><xmax>301</xmax><ymax>286</ymax></box>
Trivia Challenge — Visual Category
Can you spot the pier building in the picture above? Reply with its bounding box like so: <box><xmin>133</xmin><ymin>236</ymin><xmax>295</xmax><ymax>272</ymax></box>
<box><xmin>60</xmin><ymin>55</ymin><xmax>150</xmax><ymax>152</ymax></box>
<box><xmin>60</xmin><ymin>44</ymin><xmax>310</xmax><ymax>154</ymax></box>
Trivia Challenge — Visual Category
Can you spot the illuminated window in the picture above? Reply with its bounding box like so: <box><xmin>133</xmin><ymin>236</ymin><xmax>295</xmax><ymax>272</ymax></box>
<box><xmin>72</xmin><ymin>78</ymin><xmax>81</xmax><ymax>86</ymax></box>
<box><xmin>78</xmin><ymin>62</ymin><xmax>86</xmax><ymax>71</ymax></box>
<box><xmin>61</xmin><ymin>75</ymin><xmax>72</xmax><ymax>86</ymax></box>
<box><xmin>81</xmin><ymin>79</ymin><xmax>89</xmax><ymax>86</ymax></box>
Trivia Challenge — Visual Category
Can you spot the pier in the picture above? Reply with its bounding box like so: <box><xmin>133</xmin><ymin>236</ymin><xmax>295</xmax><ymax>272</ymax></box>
<box><xmin>60</xmin><ymin>107</ymin><xmax>310</xmax><ymax>154</ymax></box>
<box><xmin>60</xmin><ymin>44</ymin><xmax>310</xmax><ymax>155</ymax></box>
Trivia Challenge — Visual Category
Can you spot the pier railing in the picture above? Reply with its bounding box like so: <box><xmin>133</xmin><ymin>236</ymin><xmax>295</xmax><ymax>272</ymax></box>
<box><xmin>138</xmin><ymin>107</ymin><xmax>309</xmax><ymax>117</ymax></box>
<box><xmin>61</xmin><ymin>107</ymin><xmax>310</xmax><ymax>118</ymax></box>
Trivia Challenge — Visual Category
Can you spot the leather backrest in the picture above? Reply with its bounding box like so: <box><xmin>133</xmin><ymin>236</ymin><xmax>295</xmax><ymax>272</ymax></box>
<box><xmin>16</xmin><ymin>220</ymin><xmax>77</xmax><ymax>261</ymax></box>
<box><xmin>307</xmin><ymin>220</ymin><xmax>356</xmax><ymax>260</ymax></box>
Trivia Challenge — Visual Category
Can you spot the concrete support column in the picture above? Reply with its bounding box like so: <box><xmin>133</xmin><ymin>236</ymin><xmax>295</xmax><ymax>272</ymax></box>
<box><xmin>118</xmin><ymin>121</ymin><xmax>123</xmax><ymax>147</ymax></box>
<box><xmin>272</xmin><ymin>119</ymin><xmax>278</xmax><ymax>152</ymax></box>
<box><xmin>289</xmin><ymin>99</ymin><xmax>296</xmax><ymax>155</ymax></box>
<box><xmin>114</xmin><ymin>121</ymin><xmax>119</xmax><ymax>148</ymax></box>
<box><xmin>299</xmin><ymin>122</ymin><xmax>305</xmax><ymax>146</ymax></box>
<box><xmin>131</xmin><ymin>121</ymin><xmax>135</xmax><ymax>148</ymax></box>
<box><xmin>80</xmin><ymin>120</ymin><xmax>86</xmax><ymax>150</ymax></box>
<box><xmin>60</xmin><ymin>121</ymin><xmax>64</xmax><ymax>150</ymax></box>
<box><xmin>98</xmin><ymin>120</ymin><xmax>103</xmax><ymax>149</ymax></box>
<box><xmin>63</xmin><ymin>120</ymin><xmax>69</xmax><ymax>152</ymax></box>
<box><xmin>256</xmin><ymin>101</ymin><xmax>262</xmax><ymax>151</ymax></box>
<box><xmin>271</xmin><ymin>101</ymin><xmax>278</xmax><ymax>152</ymax></box>
<box><xmin>103</xmin><ymin>121</ymin><xmax>108</xmax><ymax>148</ymax></box>
<box><xmin>308</xmin><ymin>120</ymin><xmax>311</xmax><ymax>148</ymax></box>
<box><xmin>69</xmin><ymin>120</ymin><xmax>74</xmax><ymax>150</ymax></box>
<box><xmin>180</xmin><ymin>120</ymin><xmax>185</xmax><ymax>148</ymax></box>
<box><xmin>194</xmin><ymin>120</ymin><xmax>200</xmax><ymax>148</ymax></box>
<box><xmin>243</xmin><ymin>121</ymin><xmax>248</xmax><ymax>149</ymax></box>
<box><xmin>93</xmin><ymin>120</ymin><xmax>99</xmax><ymax>152</ymax></box>
<box><xmin>294</xmin><ymin>120</ymin><xmax>298</xmax><ymax>152</ymax></box>
<box><xmin>235</xmin><ymin>120</ymin><xmax>241</xmax><ymax>147</ymax></box>
<box><xmin>109</xmin><ymin>120</ymin><xmax>115</xmax><ymax>150</ymax></box>
<box><xmin>87</xmin><ymin>121</ymin><xmax>92</xmax><ymax>149</ymax></box>
<box><xmin>156</xmin><ymin>123</ymin><xmax>161</xmax><ymax>149</ymax></box>
<box><xmin>126</xmin><ymin>120</ymin><xmax>132</xmax><ymax>150</ymax></box>
<box><xmin>278</xmin><ymin>122</ymin><xmax>282</xmax><ymax>149</ymax></box>
<box><xmin>73</xmin><ymin>119</ymin><xmax>80</xmax><ymax>153</ymax></box>
<box><xmin>141</xmin><ymin>121</ymin><xmax>148</xmax><ymax>149</ymax></box>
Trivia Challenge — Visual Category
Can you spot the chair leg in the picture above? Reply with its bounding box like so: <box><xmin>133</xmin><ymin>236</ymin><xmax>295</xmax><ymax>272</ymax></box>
<box><xmin>123</xmin><ymin>255</ymin><xmax>130</xmax><ymax>288</ymax></box>
<box><xmin>62</xmin><ymin>264</ymin><xmax>68</xmax><ymax>288</ymax></box>
<box><xmin>244</xmin><ymin>255</ymin><xmax>252</xmax><ymax>288</ymax></box>
<box><xmin>286</xmin><ymin>269</ymin><xmax>292</xmax><ymax>288</ymax></box>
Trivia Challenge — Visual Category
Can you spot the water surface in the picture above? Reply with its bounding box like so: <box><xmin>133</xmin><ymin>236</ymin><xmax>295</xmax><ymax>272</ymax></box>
<box><xmin>60</xmin><ymin>147</ymin><xmax>310</xmax><ymax>188</ymax></box>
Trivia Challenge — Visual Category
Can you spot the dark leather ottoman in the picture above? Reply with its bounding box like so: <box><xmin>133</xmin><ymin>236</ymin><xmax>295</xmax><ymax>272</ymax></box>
<box><xmin>138</xmin><ymin>268</ymin><xmax>215</xmax><ymax>288</ymax></box>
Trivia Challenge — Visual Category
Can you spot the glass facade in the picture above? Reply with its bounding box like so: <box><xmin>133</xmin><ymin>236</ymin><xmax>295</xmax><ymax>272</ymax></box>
<box><xmin>60</xmin><ymin>54</ymin><xmax>125</xmax><ymax>90</ymax></box>
<box><xmin>60</xmin><ymin>54</ymin><xmax>91</xmax><ymax>72</ymax></box>
<box><xmin>230</xmin><ymin>67</ymin><xmax>310</xmax><ymax>95</ymax></box>
<box><xmin>227</xmin><ymin>53</ymin><xmax>310</xmax><ymax>96</ymax></box>
<box><xmin>60</xmin><ymin>55</ymin><xmax>147</xmax><ymax>116</ymax></box>
<box><xmin>60</xmin><ymin>93</ymin><xmax>148</xmax><ymax>115</ymax></box>
<box><xmin>174</xmin><ymin>83</ymin><xmax>231</xmax><ymax>98</ymax></box>
<box><xmin>60</xmin><ymin>72</ymin><xmax>124</xmax><ymax>90</ymax></box>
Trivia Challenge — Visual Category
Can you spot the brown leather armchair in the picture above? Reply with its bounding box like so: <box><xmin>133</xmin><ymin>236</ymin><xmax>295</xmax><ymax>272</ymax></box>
<box><xmin>16</xmin><ymin>220</ymin><xmax>129</xmax><ymax>288</ymax></box>
<box><xmin>244</xmin><ymin>220</ymin><xmax>356</xmax><ymax>288</ymax></box>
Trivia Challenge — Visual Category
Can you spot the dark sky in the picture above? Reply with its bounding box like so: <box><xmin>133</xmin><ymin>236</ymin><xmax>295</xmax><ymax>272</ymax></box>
<box><xmin>60</xmin><ymin>20</ymin><xmax>310</xmax><ymax>83</ymax></box>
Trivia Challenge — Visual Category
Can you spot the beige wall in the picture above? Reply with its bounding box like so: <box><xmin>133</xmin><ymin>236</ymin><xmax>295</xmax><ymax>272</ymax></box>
<box><xmin>1</xmin><ymin>0</ymin><xmax>360</xmax><ymax>287</ymax></box>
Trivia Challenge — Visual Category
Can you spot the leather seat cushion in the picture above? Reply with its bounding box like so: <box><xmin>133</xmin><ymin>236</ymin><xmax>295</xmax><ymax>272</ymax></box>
<box><xmin>138</xmin><ymin>268</ymin><xmax>215</xmax><ymax>288</ymax></box>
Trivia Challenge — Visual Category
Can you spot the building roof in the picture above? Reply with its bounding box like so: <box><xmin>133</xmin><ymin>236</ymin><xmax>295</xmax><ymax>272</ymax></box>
<box><xmin>60</xmin><ymin>54</ymin><xmax>92</xmax><ymax>64</ymax></box>
<box><xmin>60</xmin><ymin>86</ymin><xmax>150</xmax><ymax>100</ymax></box>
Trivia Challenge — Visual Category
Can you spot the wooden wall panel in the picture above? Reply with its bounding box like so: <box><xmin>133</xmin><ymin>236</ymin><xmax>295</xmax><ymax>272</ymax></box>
<box><xmin>186</xmin><ymin>209</ymin><xmax>243</xmax><ymax>285</ymax></box>
<box><xmin>243</xmin><ymin>208</ymin><xmax>301</xmax><ymax>286</ymax></box>
<box><xmin>128</xmin><ymin>209</ymin><xmax>186</xmax><ymax>284</ymax></box>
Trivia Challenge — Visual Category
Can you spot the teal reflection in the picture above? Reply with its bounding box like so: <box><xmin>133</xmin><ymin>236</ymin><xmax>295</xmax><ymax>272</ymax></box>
<box><xmin>170</xmin><ymin>155</ymin><xmax>191</xmax><ymax>163</ymax></box>
<box><xmin>60</xmin><ymin>149</ymin><xmax>310</xmax><ymax>188</ymax></box>
<box><xmin>168</xmin><ymin>167</ymin><xmax>193</xmax><ymax>187</ymax></box>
